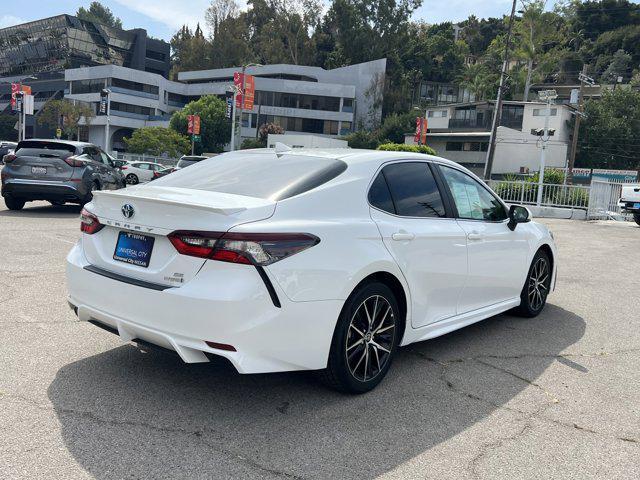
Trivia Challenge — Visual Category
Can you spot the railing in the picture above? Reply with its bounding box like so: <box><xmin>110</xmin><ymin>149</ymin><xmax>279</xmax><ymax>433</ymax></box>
<box><xmin>587</xmin><ymin>180</ymin><xmax>632</xmax><ymax>220</ymax></box>
<box><xmin>488</xmin><ymin>180</ymin><xmax>591</xmax><ymax>209</ymax></box>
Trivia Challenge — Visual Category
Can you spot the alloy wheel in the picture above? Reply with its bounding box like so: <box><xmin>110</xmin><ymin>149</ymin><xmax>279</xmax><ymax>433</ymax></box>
<box><xmin>345</xmin><ymin>295</ymin><xmax>396</xmax><ymax>382</ymax></box>
<box><xmin>528</xmin><ymin>257</ymin><xmax>550</xmax><ymax>311</ymax></box>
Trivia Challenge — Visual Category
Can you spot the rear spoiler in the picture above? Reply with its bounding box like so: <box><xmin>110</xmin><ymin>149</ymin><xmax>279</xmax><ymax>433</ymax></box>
<box><xmin>92</xmin><ymin>188</ymin><xmax>271</xmax><ymax>216</ymax></box>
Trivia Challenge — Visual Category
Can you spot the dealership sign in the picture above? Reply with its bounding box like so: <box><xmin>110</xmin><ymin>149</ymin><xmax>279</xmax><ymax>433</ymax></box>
<box><xmin>233</xmin><ymin>72</ymin><xmax>255</xmax><ymax>110</ymax></box>
<box><xmin>414</xmin><ymin>117</ymin><xmax>427</xmax><ymax>145</ymax></box>
<box><xmin>187</xmin><ymin>115</ymin><xmax>201</xmax><ymax>135</ymax></box>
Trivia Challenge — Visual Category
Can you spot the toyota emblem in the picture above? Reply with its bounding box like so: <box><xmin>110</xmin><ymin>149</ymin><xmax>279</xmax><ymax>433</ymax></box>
<box><xmin>121</xmin><ymin>204</ymin><xmax>135</xmax><ymax>219</ymax></box>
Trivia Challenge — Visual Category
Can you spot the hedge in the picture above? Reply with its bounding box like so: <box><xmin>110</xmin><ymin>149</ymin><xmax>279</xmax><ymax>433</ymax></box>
<box><xmin>376</xmin><ymin>143</ymin><xmax>436</xmax><ymax>155</ymax></box>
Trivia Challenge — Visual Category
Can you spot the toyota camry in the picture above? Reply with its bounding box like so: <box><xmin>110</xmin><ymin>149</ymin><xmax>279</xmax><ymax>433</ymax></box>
<box><xmin>66</xmin><ymin>146</ymin><xmax>556</xmax><ymax>393</ymax></box>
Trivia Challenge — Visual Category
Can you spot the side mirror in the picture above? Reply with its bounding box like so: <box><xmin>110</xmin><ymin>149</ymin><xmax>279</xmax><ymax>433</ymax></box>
<box><xmin>507</xmin><ymin>205</ymin><xmax>531</xmax><ymax>231</ymax></box>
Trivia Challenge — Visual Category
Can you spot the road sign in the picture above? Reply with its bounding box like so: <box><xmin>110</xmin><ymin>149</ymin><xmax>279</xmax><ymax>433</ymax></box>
<box><xmin>234</xmin><ymin>73</ymin><xmax>255</xmax><ymax>110</ymax></box>
<box><xmin>23</xmin><ymin>94</ymin><xmax>34</xmax><ymax>115</ymax></box>
<box><xmin>192</xmin><ymin>134</ymin><xmax>201</xmax><ymax>143</ymax></box>
<box><xmin>56</xmin><ymin>128</ymin><xmax>62</xmax><ymax>139</ymax></box>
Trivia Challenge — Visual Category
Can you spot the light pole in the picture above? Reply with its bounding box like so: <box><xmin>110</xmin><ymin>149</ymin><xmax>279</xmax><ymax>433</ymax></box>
<box><xmin>234</xmin><ymin>62</ymin><xmax>262</xmax><ymax>151</ymax></box>
<box><xmin>536</xmin><ymin>89</ymin><xmax>558</xmax><ymax>206</ymax></box>
<box><xmin>484</xmin><ymin>0</ymin><xmax>518</xmax><ymax>180</ymax></box>
<box><xmin>101</xmin><ymin>89</ymin><xmax>111</xmax><ymax>153</ymax></box>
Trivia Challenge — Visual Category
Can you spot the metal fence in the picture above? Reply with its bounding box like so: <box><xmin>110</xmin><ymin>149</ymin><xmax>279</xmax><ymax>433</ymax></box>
<box><xmin>587</xmin><ymin>180</ymin><xmax>630</xmax><ymax>220</ymax></box>
<box><xmin>488</xmin><ymin>180</ymin><xmax>591</xmax><ymax>209</ymax></box>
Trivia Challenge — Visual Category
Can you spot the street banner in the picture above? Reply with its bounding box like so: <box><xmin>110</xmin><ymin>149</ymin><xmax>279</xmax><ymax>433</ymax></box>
<box><xmin>97</xmin><ymin>90</ymin><xmax>109</xmax><ymax>116</ymax></box>
<box><xmin>234</xmin><ymin>72</ymin><xmax>255</xmax><ymax>110</ymax></box>
<box><xmin>414</xmin><ymin>117</ymin><xmax>428</xmax><ymax>144</ymax></box>
<box><xmin>10</xmin><ymin>83</ymin><xmax>31</xmax><ymax>111</ymax></box>
<box><xmin>187</xmin><ymin>115</ymin><xmax>200</xmax><ymax>135</ymax></box>
<box><xmin>23</xmin><ymin>94</ymin><xmax>34</xmax><ymax>115</ymax></box>
<box><xmin>225</xmin><ymin>95</ymin><xmax>233</xmax><ymax>119</ymax></box>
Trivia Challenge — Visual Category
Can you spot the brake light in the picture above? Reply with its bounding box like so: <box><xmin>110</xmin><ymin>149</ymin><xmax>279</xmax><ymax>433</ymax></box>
<box><xmin>167</xmin><ymin>231</ymin><xmax>319</xmax><ymax>265</ymax></box>
<box><xmin>64</xmin><ymin>155</ymin><xmax>86</xmax><ymax>167</ymax></box>
<box><xmin>80</xmin><ymin>208</ymin><xmax>104</xmax><ymax>234</ymax></box>
<box><xmin>3</xmin><ymin>153</ymin><xmax>16</xmax><ymax>163</ymax></box>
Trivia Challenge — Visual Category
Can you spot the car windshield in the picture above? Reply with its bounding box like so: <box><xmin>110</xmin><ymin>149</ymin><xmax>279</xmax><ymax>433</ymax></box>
<box><xmin>154</xmin><ymin>152</ymin><xmax>347</xmax><ymax>201</ymax></box>
<box><xmin>177</xmin><ymin>156</ymin><xmax>207</xmax><ymax>169</ymax></box>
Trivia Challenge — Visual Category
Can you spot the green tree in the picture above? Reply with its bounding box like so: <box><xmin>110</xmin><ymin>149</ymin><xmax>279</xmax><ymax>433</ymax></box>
<box><xmin>170</xmin><ymin>24</ymin><xmax>212</xmax><ymax>77</ymax></box>
<box><xmin>124</xmin><ymin>127</ymin><xmax>190</xmax><ymax>157</ymax></box>
<box><xmin>170</xmin><ymin>95</ymin><xmax>231</xmax><ymax>153</ymax></box>
<box><xmin>0</xmin><ymin>115</ymin><xmax>18</xmax><ymax>141</ymax></box>
<box><xmin>601</xmin><ymin>49</ymin><xmax>632</xmax><ymax>83</ymax></box>
<box><xmin>76</xmin><ymin>2</ymin><xmax>123</xmax><ymax>29</ymax></box>
<box><xmin>258</xmin><ymin>122</ymin><xmax>285</xmax><ymax>142</ymax></box>
<box><xmin>37</xmin><ymin>100</ymin><xmax>94</xmax><ymax>140</ymax></box>
<box><xmin>577</xmin><ymin>88</ymin><xmax>640</xmax><ymax>169</ymax></box>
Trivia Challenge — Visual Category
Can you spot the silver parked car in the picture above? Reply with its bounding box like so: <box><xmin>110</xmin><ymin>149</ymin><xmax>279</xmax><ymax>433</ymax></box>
<box><xmin>1</xmin><ymin>139</ymin><xmax>125</xmax><ymax>210</ymax></box>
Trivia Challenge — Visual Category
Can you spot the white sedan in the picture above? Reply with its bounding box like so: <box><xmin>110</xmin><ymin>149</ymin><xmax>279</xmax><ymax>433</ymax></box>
<box><xmin>66</xmin><ymin>148</ymin><xmax>556</xmax><ymax>393</ymax></box>
<box><xmin>120</xmin><ymin>161</ymin><xmax>166</xmax><ymax>184</ymax></box>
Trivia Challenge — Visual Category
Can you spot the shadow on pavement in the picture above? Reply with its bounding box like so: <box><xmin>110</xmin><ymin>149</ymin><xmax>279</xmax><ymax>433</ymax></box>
<box><xmin>0</xmin><ymin>203</ymin><xmax>81</xmax><ymax>218</ymax></box>
<box><xmin>48</xmin><ymin>304</ymin><xmax>585</xmax><ymax>479</ymax></box>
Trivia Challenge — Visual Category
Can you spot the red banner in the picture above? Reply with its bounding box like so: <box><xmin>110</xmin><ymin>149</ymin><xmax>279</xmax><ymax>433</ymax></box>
<box><xmin>234</xmin><ymin>72</ymin><xmax>255</xmax><ymax>110</ymax></box>
<box><xmin>413</xmin><ymin>117</ymin><xmax>428</xmax><ymax>144</ymax></box>
<box><xmin>187</xmin><ymin>115</ymin><xmax>194</xmax><ymax>134</ymax></box>
<box><xmin>187</xmin><ymin>115</ymin><xmax>201</xmax><ymax>135</ymax></box>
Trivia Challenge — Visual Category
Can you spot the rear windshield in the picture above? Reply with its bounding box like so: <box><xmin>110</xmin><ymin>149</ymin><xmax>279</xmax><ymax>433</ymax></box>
<box><xmin>154</xmin><ymin>152</ymin><xmax>347</xmax><ymax>200</ymax></box>
<box><xmin>16</xmin><ymin>141</ymin><xmax>76</xmax><ymax>158</ymax></box>
<box><xmin>177</xmin><ymin>157</ymin><xmax>207</xmax><ymax>168</ymax></box>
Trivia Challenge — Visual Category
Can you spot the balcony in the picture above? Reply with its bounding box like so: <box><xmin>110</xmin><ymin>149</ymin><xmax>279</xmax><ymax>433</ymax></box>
<box><xmin>448</xmin><ymin>115</ymin><xmax>523</xmax><ymax>131</ymax></box>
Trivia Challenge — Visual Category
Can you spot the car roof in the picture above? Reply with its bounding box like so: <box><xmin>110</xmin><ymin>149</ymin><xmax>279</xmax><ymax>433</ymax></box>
<box><xmin>18</xmin><ymin>138</ymin><xmax>95</xmax><ymax>147</ymax></box>
<box><xmin>230</xmin><ymin>147</ymin><xmax>465</xmax><ymax>171</ymax></box>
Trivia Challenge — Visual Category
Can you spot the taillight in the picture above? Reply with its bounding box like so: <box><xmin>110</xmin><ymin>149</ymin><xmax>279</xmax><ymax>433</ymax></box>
<box><xmin>167</xmin><ymin>231</ymin><xmax>319</xmax><ymax>266</ymax></box>
<box><xmin>121</xmin><ymin>166</ymin><xmax>128</xmax><ymax>170</ymax></box>
<box><xmin>3</xmin><ymin>153</ymin><xmax>16</xmax><ymax>163</ymax></box>
<box><xmin>64</xmin><ymin>155</ymin><xmax>86</xmax><ymax>167</ymax></box>
<box><xmin>80</xmin><ymin>208</ymin><xmax>104</xmax><ymax>234</ymax></box>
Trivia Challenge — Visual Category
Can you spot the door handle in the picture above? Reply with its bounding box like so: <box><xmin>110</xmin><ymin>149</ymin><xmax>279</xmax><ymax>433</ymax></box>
<box><xmin>392</xmin><ymin>232</ymin><xmax>415</xmax><ymax>241</ymax></box>
<box><xmin>467</xmin><ymin>232</ymin><xmax>483</xmax><ymax>241</ymax></box>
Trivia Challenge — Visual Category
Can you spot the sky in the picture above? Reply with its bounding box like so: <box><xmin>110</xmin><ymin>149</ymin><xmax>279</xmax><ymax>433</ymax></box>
<box><xmin>0</xmin><ymin>0</ymin><xmax>522</xmax><ymax>41</ymax></box>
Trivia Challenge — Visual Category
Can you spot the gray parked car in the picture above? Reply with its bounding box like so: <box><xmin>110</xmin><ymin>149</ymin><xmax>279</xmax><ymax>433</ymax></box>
<box><xmin>1</xmin><ymin>139</ymin><xmax>125</xmax><ymax>211</ymax></box>
<box><xmin>0</xmin><ymin>141</ymin><xmax>18</xmax><ymax>164</ymax></box>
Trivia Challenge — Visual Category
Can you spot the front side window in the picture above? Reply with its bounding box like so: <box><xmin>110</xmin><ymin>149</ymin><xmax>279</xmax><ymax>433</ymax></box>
<box><xmin>439</xmin><ymin>166</ymin><xmax>507</xmax><ymax>221</ymax></box>
<box><xmin>372</xmin><ymin>162</ymin><xmax>446</xmax><ymax>218</ymax></box>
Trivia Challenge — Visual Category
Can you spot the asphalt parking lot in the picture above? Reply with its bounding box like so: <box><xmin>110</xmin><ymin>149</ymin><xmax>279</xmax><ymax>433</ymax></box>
<box><xmin>0</xmin><ymin>201</ymin><xmax>638</xmax><ymax>479</ymax></box>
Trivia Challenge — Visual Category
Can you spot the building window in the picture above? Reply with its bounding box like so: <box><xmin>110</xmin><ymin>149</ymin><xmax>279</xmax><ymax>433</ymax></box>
<box><xmin>427</xmin><ymin>110</ymin><xmax>447</xmax><ymax>118</ymax></box>
<box><xmin>255</xmin><ymin>91</ymin><xmax>341</xmax><ymax>112</ymax></box>
<box><xmin>446</xmin><ymin>142</ymin><xmax>463</xmax><ymax>151</ymax></box>
<box><xmin>446</xmin><ymin>141</ymin><xmax>488</xmax><ymax>152</ymax></box>
<box><xmin>532</xmin><ymin>108</ymin><xmax>557</xmax><ymax>117</ymax></box>
<box><xmin>342</xmin><ymin>98</ymin><xmax>354</xmax><ymax>112</ymax></box>
<box><xmin>110</xmin><ymin>101</ymin><xmax>152</xmax><ymax>116</ymax></box>
<box><xmin>71</xmin><ymin>79</ymin><xmax>105</xmax><ymax>94</ymax></box>
<box><xmin>145</xmin><ymin>50</ymin><xmax>166</xmax><ymax>61</ymax></box>
<box><xmin>110</xmin><ymin>78</ymin><xmax>159</xmax><ymax>95</ymax></box>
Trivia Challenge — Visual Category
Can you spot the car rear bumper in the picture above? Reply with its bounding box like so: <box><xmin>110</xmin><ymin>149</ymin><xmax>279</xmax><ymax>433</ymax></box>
<box><xmin>619</xmin><ymin>200</ymin><xmax>640</xmax><ymax>212</ymax></box>
<box><xmin>66</xmin><ymin>241</ymin><xmax>342</xmax><ymax>373</ymax></box>
<box><xmin>2</xmin><ymin>178</ymin><xmax>87</xmax><ymax>202</ymax></box>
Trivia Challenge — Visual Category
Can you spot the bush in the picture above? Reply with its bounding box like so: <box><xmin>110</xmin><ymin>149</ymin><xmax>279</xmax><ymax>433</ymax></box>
<box><xmin>530</xmin><ymin>168</ymin><xmax>566</xmax><ymax>185</ymax></box>
<box><xmin>258</xmin><ymin>122</ymin><xmax>285</xmax><ymax>142</ymax></box>
<box><xmin>241</xmin><ymin>138</ymin><xmax>266</xmax><ymax>149</ymax></box>
<box><xmin>124</xmin><ymin>127</ymin><xmax>190</xmax><ymax>157</ymax></box>
<box><xmin>343</xmin><ymin>130</ymin><xmax>379</xmax><ymax>149</ymax></box>
<box><xmin>376</xmin><ymin>143</ymin><xmax>436</xmax><ymax>155</ymax></box>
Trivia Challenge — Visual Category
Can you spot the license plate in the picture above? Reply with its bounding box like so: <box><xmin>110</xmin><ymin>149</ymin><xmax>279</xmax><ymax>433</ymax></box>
<box><xmin>31</xmin><ymin>166</ymin><xmax>46</xmax><ymax>175</ymax></box>
<box><xmin>634</xmin><ymin>203</ymin><xmax>640</xmax><ymax>209</ymax></box>
<box><xmin>113</xmin><ymin>232</ymin><xmax>155</xmax><ymax>268</ymax></box>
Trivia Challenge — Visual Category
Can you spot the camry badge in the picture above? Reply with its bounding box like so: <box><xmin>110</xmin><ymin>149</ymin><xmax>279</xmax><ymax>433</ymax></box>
<box><xmin>121</xmin><ymin>204</ymin><xmax>135</xmax><ymax>219</ymax></box>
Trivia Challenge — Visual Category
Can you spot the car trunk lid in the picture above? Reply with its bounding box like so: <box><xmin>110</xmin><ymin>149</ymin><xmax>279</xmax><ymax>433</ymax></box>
<box><xmin>82</xmin><ymin>185</ymin><xmax>276</xmax><ymax>287</ymax></box>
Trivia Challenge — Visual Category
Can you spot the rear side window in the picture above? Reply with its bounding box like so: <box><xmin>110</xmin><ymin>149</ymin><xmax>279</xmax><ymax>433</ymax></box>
<box><xmin>16</xmin><ymin>141</ymin><xmax>76</xmax><ymax>158</ymax></box>
<box><xmin>155</xmin><ymin>153</ymin><xmax>348</xmax><ymax>200</ymax></box>
<box><xmin>377</xmin><ymin>162</ymin><xmax>446</xmax><ymax>218</ymax></box>
<box><xmin>368</xmin><ymin>172</ymin><xmax>395</xmax><ymax>214</ymax></box>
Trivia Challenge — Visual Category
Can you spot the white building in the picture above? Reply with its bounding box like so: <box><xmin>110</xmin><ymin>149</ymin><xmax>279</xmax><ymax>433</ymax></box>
<box><xmin>405</xmin><ymin>100</ymin><xmax>574</xmax><ymax>176</ymax></box>
<box><xmin>64</xmin><ymin>59</ymin><xmax>387</xmax><ymax>152</ymax></box>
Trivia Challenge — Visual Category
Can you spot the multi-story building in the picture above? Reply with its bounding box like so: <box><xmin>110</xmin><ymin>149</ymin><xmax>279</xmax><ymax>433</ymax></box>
<box><xmin>0</xmin><ymin>15</ymin><xmax>170</xmax><ymax>138</ymax></box>
<box><xmin>406</xmin><ymin>100</ymin><xmax>574</xmax><ymax>176</ymax></box>
<box><xmin>411</xmin><ymin>80</ymin><xmax>476</xmax><ymax>107</ymax></box>
<box><xmin>64</xmin><ymin>59</ymin><xmax>387</xmax><ymax>151</ymax></box>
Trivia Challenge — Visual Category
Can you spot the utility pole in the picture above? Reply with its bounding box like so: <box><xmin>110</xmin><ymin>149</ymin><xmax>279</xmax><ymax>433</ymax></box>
<box><xmin>567</xmin><ymin>66</ymin><xmax>594</xmax><ymax>184</ymax></box>
<box><xmin>484</xmin><ymin>0</ymin><xmax>518</xmax><ymax>180</ymax></box>
<box><xmin>536</xmin><ymin>90</ymin><xmax>557</xmax><ymax>206</ymax></box>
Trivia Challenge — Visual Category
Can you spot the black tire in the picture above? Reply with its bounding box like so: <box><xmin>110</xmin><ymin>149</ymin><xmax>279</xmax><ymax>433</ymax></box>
<box><xmin>633</xmin><ymin>213</ymin><xmax>640</xmax><ymax>227</ymax></box>
<box><xmin>49</xmin><ymin>200</ymin><xmax>65</xmax><ymax>206</ymax></box>
<box><xmin>125</xmin><ymin>174</ymin><xmax>139</xmax><ymax>185</ymax></box>
<box><xmin>318</xmin><ymin>282</ymin><xmax>400</xmax><ymax>394</ymax></box>
<box><xmin>515</xmin><ymin>249</ymin><xmax>552</xmax><ymax>318</ymax></box>
<box><xmin>4</xmin><ymin>196</ymin><xmax>25</xmax><ymax>211</ymax></box>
